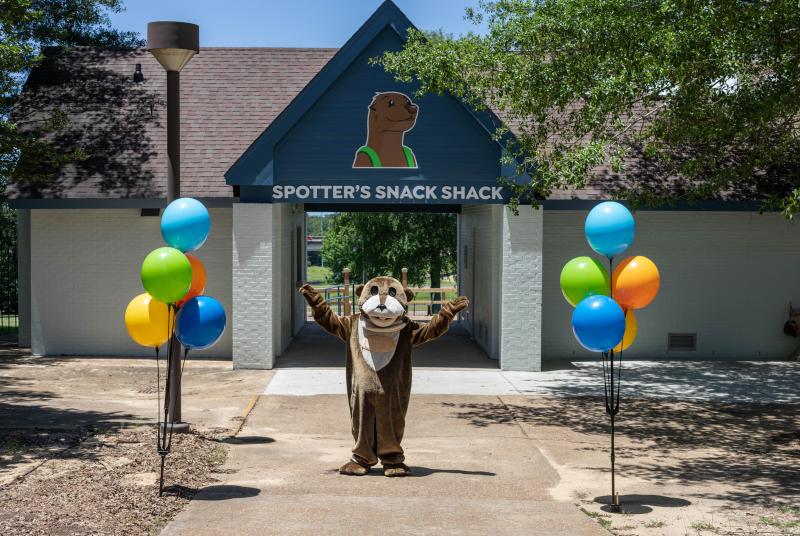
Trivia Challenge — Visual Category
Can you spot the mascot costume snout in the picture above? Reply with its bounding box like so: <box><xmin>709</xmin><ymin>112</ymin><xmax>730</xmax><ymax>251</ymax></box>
<box><xmin>299</xmin><ymin>277</ymin><xmax>468</xmax><ymax>477</ymax></box>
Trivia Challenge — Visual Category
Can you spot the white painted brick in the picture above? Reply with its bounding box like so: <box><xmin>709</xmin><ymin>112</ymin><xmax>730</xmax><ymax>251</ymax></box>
<box><xmin>542</xmin><ymin>211</ymin><xmax>800</xmax><ymax>361</ymax></box>
<box><xmin>232</xmin><ymin>203</ymin><xmax>303</xmax><ymax>368</ymax></box>
<box><xmin>500</xmin><ymin>206</ymin><xmax>543</xmax><ymax>371</ymax></box>
<box><xmin>29</xmin><ymin>208</ymin><xmax>232</xmax><ymax>357</ymax></box>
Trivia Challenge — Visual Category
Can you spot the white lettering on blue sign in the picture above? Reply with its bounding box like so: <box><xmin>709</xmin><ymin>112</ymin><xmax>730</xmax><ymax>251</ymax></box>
<box><xmin>272</xmin><ymin>184</ymin><xmax>504</xmax><ymax>202</ymax></box>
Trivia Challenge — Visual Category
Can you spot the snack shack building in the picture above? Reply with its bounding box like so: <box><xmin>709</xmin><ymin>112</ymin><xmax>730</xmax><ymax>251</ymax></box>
<box><xmin>8</xmin><ymin>1</ymin><xmax>800</xmax><ymax>371</ymax></box>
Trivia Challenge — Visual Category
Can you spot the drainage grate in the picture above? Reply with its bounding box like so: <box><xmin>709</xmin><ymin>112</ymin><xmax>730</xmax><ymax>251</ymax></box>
<box><xmin>668</xmin><ymin>333</ymin><xmax>697</xmax><ymax>351</ymax></box>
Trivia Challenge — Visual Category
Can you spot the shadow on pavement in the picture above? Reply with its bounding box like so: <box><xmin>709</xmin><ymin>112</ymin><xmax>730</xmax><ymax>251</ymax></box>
<box><xmin>410</xmin><ymin>467</ymin><xmax>496</xmax><ymax>477</ymax></box>
<box><xmin>595</xmin><ymin>494</ymin><xmax>691</xmax><ymax>514</ymax></box>
<box><xmin>443</xmin><ymin>397</ymin><xmax>800</xmax><ymax>505</ymax></box>
<box><xmin>0</xmin><ymin>348</ymin><xmax>142</xmax><ymax>474</ymax></box>
<box><xmin>192</xmin><ymin>485</ymin><xmax>261</xmax><ymax>500</ymax></box>
<box><xmin>218</xmin><ymin>436</ymin><xmax>275</xmax><ymax>445</ymax></box>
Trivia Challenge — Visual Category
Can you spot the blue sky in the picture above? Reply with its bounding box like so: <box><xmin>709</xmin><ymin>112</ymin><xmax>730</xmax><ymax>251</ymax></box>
<box><xmin>109</xmin><ymin>0</ymin><xmax>486</xmax><ymax>48</ymax></box>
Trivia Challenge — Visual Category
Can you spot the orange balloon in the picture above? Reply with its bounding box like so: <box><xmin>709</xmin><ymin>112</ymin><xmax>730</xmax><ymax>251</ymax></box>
<box><xmin>612</xmin><ymin>256</ymin><xmax>660</xmax><ymax>310</ymax></box>
<box><xmin>177</xmin><ymin>254</ymin><xmax>207</xmax><ymax>307</ymax></box>
<box><xmin>613</xmin><ymin>310</ymin><xmax>637</xmax><ymax>353</ymax></box>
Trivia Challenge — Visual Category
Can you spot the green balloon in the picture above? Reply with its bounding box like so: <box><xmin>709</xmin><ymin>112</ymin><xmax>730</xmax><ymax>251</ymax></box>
<box><xmin>141</xmin><ymin>247</ymin><xmax>192</xmax><ymax>304</ymax></box>
<box><xmin>560</xmin><ymin>256</ymin><xmax>610</xmax><ymax>307</ymax></box>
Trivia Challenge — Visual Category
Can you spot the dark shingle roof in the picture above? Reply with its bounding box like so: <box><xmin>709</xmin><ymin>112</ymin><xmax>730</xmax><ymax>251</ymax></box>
<box><xmin>7</xmin><ymin>47</ymin><xmax>337</xmax><ymax>200</ymax></box>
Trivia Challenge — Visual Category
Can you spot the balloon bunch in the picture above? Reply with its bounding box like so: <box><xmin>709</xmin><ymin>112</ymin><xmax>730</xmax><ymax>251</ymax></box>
<box><xmin>123</xmin><ymin>198</ymin><xmax>227</xmax><ymax>495</ymax></box>
<box><xmin>125</xmin><ymin>198</ymin><xmax>227</xmax><ymax>352</ymax></box>
<box><xmin>559</xmin><ymin>201</ymin><xmax>661</xmax><ymax>511</ymax></box>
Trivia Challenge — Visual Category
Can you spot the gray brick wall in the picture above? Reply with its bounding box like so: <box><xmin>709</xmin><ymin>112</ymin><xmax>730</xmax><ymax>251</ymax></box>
<box><xmin>542</xmin><ymin>211</ymin><xmax>800</xmax><ymax>361</ymax></box>
<box><xmin>232</xmin><ymin>203</ymin><xmax>274</xmax><ymax>369</ymax></box>
<box><xmin>500</xmin><ymin>206</ymin><xmax>544</xmax><ymax>371</ymax></box>
<box><xmin>29</xmin><ymin>208</ymin><xmax>232</xmax><ymax>357</ymax></box>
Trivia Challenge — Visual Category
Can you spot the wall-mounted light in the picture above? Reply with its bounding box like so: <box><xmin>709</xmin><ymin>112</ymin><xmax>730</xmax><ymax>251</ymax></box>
<box><xmin>133</xmin><ymin>63</ymin><xmax>144</xmax><ymax>83</ymax></box>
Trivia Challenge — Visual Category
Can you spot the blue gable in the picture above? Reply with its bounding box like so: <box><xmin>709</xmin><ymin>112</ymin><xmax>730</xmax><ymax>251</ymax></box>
<box><xmin>227</xmin><ymin>0</ymin><xmax>510</xmax><ymax>205</ymax></box>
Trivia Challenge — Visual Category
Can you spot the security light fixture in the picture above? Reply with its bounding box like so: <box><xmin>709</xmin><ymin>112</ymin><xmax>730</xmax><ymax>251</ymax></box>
<box><xmin>146</xmin><ymin>22</ymin><xmax>199</xmax><ymax>72</ymax></box>
<box><xmin>133</xmin><ymin>63</ymin><xmax>144</xmax><ymax>83</ymax></box>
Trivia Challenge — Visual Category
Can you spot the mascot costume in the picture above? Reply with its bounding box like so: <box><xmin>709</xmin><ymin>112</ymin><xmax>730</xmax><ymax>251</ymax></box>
<box><xmin>299</xmin><ymin>276</ymin><xmax>468</xmax><ymax>476</ymax></box>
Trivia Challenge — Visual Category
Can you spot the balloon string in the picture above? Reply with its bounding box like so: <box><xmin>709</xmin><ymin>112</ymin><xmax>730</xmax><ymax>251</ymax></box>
<box><xmin>601</xmin><ymin>351</ymin><xmax>611</xmax><ymax>414</ymax></box>
<box><xmin>155</xmin><ymin>345</ymin><xmax>161</xmax><ymax>457</ymax></box>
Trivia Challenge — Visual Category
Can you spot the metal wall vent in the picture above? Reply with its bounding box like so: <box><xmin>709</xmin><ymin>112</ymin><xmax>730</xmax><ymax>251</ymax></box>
<box><xmin>140</xmin><ymin>208</ymin><xmax>160</xmax><ymax>217</ymax></box>
<box><xmin>668</xmin><ymin>333</ymin><xmax>697</xmax><ymax>351</ymax></box>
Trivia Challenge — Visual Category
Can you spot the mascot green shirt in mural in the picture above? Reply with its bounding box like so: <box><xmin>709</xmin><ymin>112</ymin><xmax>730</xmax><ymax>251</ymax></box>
<box><xmin>355</xmin><ymin>145</ymin><xmax>417</xmax><ymax>168</ymax></box>
<box><xmin>353</xmin><ymin>91</ymin><xmax>419</xmax><ymax>168</ymax></box>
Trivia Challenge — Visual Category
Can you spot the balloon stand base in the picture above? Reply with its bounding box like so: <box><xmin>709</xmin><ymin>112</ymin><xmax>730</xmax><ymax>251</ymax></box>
<box><xmin>161</xmin><ymin>422</ymin><xmax>191</xmax><ymax>434</ymax></box>
<box><xmin>610</xmin><ymin>493</ymin><xmax>621</xmax><ymax>512</ymax></box>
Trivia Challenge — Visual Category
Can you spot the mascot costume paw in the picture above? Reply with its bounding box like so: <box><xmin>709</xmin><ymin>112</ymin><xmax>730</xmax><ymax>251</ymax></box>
<box><xmin>299</xmin><ymin>277</ymin><xmax>469</xmax><ymax>477</ymax></box>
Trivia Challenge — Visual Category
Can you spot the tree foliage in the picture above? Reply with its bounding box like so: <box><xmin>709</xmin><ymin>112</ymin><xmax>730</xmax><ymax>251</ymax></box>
<box><xmin>380</xmin><ymin>0</ymin><xmax>800</xmax><ymax>215</ymax></box>
<box><xmin>320</xmin><ymin>212</ymin><xmax>457</xmax><ymax>287</ymax></box>
<box><xmin>1</xmin><ymin>0</ymin><xmax>142</xmax><ymax>191</ymax></box>
<box><xmin>306</xmin><ymin>213</ymin><xmax>336</xmax><ymax>237</ymax></box>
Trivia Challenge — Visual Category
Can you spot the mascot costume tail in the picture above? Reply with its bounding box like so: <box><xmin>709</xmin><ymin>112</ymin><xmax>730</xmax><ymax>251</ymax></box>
<box><xmin>299</xmin><ymin>276</ymin><xmax>469</xmax><ymax>477</ymax></box>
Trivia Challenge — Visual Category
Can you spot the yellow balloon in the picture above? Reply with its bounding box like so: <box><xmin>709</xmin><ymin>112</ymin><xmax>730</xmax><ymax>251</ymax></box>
<box><xmin>124</xmin><ymin>293</ymin><xmax>173</xmax><ymax>348</ymax></box>
<box><xmin>613</xmin><ymin>309</ymin><xmax>637</xmax><ymax>353</ymax></box>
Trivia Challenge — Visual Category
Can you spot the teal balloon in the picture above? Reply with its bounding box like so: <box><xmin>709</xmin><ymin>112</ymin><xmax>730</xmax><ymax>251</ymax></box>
<box><xmin>560</xmin><ymin>256</ymin><xmax>610</xmax><ymax>307</ymax></box>
<box><xmin>141</xmin><ymin>247</ymin><xmax>192</xmax><ymax>304</ymax></box>
<box><xmin>161</xmin><ymin>198</ymin><xmax>211</xmax><ymax>252</ymax></box>
<box><xmin>584</xmin><ymin>201</ymin><xmax>635</xmax><ymax>258</ymax></box>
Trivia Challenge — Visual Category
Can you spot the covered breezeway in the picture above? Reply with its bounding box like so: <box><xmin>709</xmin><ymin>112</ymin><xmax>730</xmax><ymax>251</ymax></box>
<box><xmin>230</xmin><ymin>202</ymin><xmax>544</xmax><ymax>371</ymax></box>
<box><xmin>273</xmin><ymin>203</ymin><xmax>503</xmax><ymax>370</ymax></box>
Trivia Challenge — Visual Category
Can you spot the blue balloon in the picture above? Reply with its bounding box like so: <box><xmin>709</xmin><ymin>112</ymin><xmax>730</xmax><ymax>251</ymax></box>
<box><xmin>176</xmin><ymin>296</ymin><xmax>226</xmax><ymax>350</ymax></box>
<box><xmin>584</xmin><ymin>201</ymin><xmax>634</xmax><ymax>258</ymax></box>
<box><xmin>571</xmin><ymin>295</ymin><xmax>626</xmax><ymax>352</ymax></box>
<box><xmin>161</xmin><ymin>198</ymin><xmax>211</xmax><ymax>252</ymax></box>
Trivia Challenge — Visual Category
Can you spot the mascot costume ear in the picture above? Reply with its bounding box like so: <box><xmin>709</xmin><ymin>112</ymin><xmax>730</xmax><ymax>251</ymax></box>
<box><xmin>355</xmin><ymin>284</ymin><xmax>365</xmax><ymax>298</ymax></box>
<box><xmin>404</xmin><ymin>288</ymin><xmax>414</xmax><ymax>302</ymax></box>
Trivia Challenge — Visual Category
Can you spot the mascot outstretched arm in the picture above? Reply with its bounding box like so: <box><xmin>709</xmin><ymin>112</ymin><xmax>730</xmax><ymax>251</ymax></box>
<box><xmin>299</xmin><ymin>277</ymin><xmax>468</xmax><ymax>477</ymax></box>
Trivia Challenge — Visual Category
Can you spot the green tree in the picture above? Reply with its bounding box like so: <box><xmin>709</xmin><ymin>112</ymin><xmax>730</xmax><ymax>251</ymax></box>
<box><xmin>1</xmin><ymin>0</ymin><xmax>142</xmax><ymax>192</ymax></box>
<box><xmin>320</xmin><ymin>212</ymin><xmax>457</xmax><ymax>295</ymax></box>
<box><xmin>380</xmin><ymin>0</ymin><xmax>800</xmax><ymax>215</ymax></box>
<box><xmin>306</xmin><ymin>213</ymin><xmax>335</xmax><ymax>237</ymax></box>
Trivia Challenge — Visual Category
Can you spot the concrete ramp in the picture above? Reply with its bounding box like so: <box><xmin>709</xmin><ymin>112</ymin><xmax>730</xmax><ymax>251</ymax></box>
<box><xmin>160</xmin><ymin>394</ymin><xmax>608</xmax><ymax>536</ymax></box>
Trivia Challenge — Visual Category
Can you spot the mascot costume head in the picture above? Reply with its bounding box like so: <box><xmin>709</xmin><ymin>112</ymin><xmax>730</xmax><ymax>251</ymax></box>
<box><xmin>299</xmin><ymin>275</ymin><xmax>468</xmax><ymax>477</ymax></box>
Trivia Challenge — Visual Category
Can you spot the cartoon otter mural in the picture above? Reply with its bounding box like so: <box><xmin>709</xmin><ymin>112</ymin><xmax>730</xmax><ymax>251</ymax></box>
<box><xmin>353</xmin><ymin>92</ymin><xmax>419</xmax><ymax>168</ymax></box>
<box><xmin>298</xmin><ymin>276</ymin><xmax>468</xmax><ymax>476</ymax></box>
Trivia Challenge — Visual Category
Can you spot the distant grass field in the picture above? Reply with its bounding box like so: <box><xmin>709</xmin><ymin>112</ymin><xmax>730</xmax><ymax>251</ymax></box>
<box><xmin>0</xmin><ymin>315</ymin><xmax>18</xmax><ymax>332</ymax></box>
<box><xmin>307</xmin><ymin>265</ymin><xmax>334</xmax><ymax>284</ymax></box>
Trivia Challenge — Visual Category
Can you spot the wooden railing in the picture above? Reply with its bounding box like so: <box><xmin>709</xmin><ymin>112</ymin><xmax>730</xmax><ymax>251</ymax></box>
<box><xmin>307</xmin><ymin>267</ymin><xmax>459</xmax><ymax>321</ymax></box>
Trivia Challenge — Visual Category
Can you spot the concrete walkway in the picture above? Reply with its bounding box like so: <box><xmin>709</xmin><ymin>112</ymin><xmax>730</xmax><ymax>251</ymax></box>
<box><xmin>161</xmin><ymin>394</ymin><xmax>607</xmax><ymax>536</ymax></box>
<box><xmin>266</xmin><ymin>360</ymin><xmax>800</xmax><ymax>403</ymax></box>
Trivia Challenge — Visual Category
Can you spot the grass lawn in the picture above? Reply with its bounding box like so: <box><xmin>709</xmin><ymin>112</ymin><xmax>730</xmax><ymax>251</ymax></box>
<box><xmin>307</xmin><ymin>265</ymin><xmax>334</xmax><ymax>284</ymax></box>
<box><xmin>0</xmin><ymin>314</ymin><xmax>18</xmax><ymax>332</ymax></box>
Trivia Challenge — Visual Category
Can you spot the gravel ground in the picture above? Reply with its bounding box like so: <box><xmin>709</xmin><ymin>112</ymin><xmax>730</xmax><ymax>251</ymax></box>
<box><xmin>0</xmin><ymin>426</ymin><xmax>230</xmax><ymax>536</ymax></box>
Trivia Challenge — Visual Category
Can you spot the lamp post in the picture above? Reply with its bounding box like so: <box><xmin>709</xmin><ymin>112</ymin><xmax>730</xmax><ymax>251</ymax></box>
<box><xmin>147</xmin><ymin>21</ymin><xmax>199</xmax><ymax>432</ymax></box>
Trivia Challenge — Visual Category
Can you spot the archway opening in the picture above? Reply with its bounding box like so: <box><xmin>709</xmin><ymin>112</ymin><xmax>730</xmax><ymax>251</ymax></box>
<box><xmin>276</xmin><ymin>206</ymin><xmax>497</xmax><ymax>369</ymax></box>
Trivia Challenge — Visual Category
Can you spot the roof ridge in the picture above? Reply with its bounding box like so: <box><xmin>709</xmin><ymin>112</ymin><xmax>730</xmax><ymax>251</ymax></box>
<box><xmin>40</xmin><ymin>45</ymin><xmax>339</xmax><ymax>52</ymax></box>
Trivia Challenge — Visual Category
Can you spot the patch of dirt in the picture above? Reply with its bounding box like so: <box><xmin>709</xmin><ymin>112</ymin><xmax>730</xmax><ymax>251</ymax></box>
<box><xmin>0</xmin><ymin>427</ymin><xmax>230</xmax><ymax>536</ymax></box>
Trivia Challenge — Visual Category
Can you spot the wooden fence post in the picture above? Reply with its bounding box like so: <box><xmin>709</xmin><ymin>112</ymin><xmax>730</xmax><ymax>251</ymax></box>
<box><xmin>342</xmin><ymin>267</ymin><xmax>351</xmax><ymax>316</ymax></box>
<box><xmin>401</xmin><ymin>267</ymin><xmax>408</xmax><ymax>288</ymax></box>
